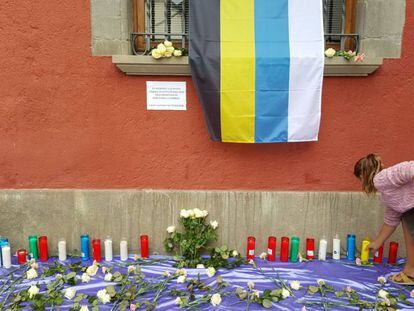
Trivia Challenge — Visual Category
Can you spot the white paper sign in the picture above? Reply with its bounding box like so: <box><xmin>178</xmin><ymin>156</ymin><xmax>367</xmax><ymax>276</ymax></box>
<box><xmin>146</xmin><ymin>81</ymin><xmax>186</xmax><ymax>111</ymax></box>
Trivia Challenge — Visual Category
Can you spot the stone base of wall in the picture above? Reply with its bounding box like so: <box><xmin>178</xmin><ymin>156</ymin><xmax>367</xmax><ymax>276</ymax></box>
<box><xmin>0</xmin><ymin>190</ymin><xmax>404</xmax><ymax>257</ymax></box>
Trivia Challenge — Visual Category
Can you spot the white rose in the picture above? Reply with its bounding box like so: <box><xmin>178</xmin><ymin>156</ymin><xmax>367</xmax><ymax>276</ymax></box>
<box><xmin>175</xmin><ymin>297</ymin><xmax>182</xmax><ymax>305</ymax></box>
<box><xmin>324</xmin><ymin>48</ymin><xmax>336</xmax><ymax>58</ymax></box>
<box><xmin>26</xmin><ymin>268</ymin><xmax>38</xmax><ymax>280</ymax></box>
<box><xmin>151</xmin><ymin>49</ymin><xmax>162</xmax><ymax>59</ymax></box>
<box><xmin>193</xmin><ymin>208</ymin><xmax>204</xmax><ymax>218</ymax></box>
<box><xmin>166</xmin><ymin>46</ymin><xmax>175</xmax><ymax>53</ymax></box>
<box><xmin>164</xmin><ymin>40</ymin><xmax>173</xmax><ymax>47</ymax></box>
<box><xmin>378</xmin><ymin>289</ymin><xmax>388</xmax><ymax>299</ymax></box>
<box><xmin>210</xmin><ymin>220</ymin><xmax>218</xmax><ymax>229</ymax></box>
<box><xmin>157</xmin><ymin>43</ymin><xmax>167</xmax><ymax>54</ymax></box>
<box><xmin>253</xmin><ymin>290</ymin><xmax>260</xmax><ymax>298</ymax></box>
<box><xmin>164</xmin><ymin>51</ymin><xmax>173</xmax><ymax>58</ymax></box>
<box><xmin>210</xmin><ymin>293</ymin><xmax>222</xmax><ymax>306</ymax></box>
<box><xmin>377</xmin><ymin>276</ymin><xmax>386</xmax><ymax>284</ymax></box>
<box><xmin>81</xmin><ymin>273</ymin><xmax>91</xmax><ymax>283</ymax></box>
<box><xmin>259</xmin><ymin>252</ymin><xmax>267</xmax><ymax>260</ymax></box>
<box><xmin>290</xmin><ymin>281</ymin><xmax>301</xmax><ymax>291</ymax></box>
<box><xmin>232</xmin><ymin>250</ymin><xmax>239</xmax><ymax>257</ymax></box>
<box><xmin>79</xmin><ymin>306</ymin><xmax>89</xmax><ymax>311</ymax></box>
<box><xmin>175</xmin><ymin>268</ymin><xmax>187</xmax><ymax>276</ymax></box>
<box><xmin>317</xmin><ymin>279</ymin><xmax>325</xmax><ymax>286</ymax></box>
<box><xmin>206</xmin><ymin>267</ymin><xmax>216</xmax><ymax>277</ymax></box>
<box><xmin>167</xmin><ymin>226</ymin><xmax>176</xmax><ymax>234</ymax></box>
<box><xmin>196</xmin><ymin>264</ymin><xmax>205</xmax><ymax>269</ymax></box>
<box><xmin>188</xmin><ymin>209</ymin><xmax>195</xmax><ymax>218</ymax></box>
<box><xmin>282</xmin><ymin>288</ymin><xmax>290</xmax><ymax>298</ymax></box>
<box><xmin>247</xmin><ymin>281</ymin><xmax>255</xmax><ymax>290</ymax></box>
<box><xmin>97</xmin><ymin>289</ymin><xmax>111</xmax><ymax>304</ymax></box>
<box><xmin>104</xmin><ymin>273</ymin><xmax>113</xmax><ymax>282</ymax></box>
<box><xmin>173</xmin><ymin>49</ymin><xmax>182</xmax><ymax>57</ymax></box>
<box><xmin>28</xmin><ymin>285</ymin><xmax>40</xmax><ymax>299</ymax></box>
<box><xmin>86</xmin><ymin>264</ymin><xmax>98</xmax><ymax>276</ymax></box>
<box><xmin>411</xmin><ymin>289</ymin><xmax>414</xmax><ymax>298</ymax></box>
<box><xmin>180</xmin><ymin>209</ymin><xmax>190</xmax><ymax>218</ymax></box>
<box><xmin>64</xmin><ymin>287</ymin><xmax>76</xmax><ymax>300</ymax></box>
<box><xmin>163</xmin><ymin>271</ymin><xmax>171</xmax><ymax>277</ymax></box>
<box><xmin>177</xmin><ymin>275</ymin><xmax>187</xmax><ymax>283</ymax></box>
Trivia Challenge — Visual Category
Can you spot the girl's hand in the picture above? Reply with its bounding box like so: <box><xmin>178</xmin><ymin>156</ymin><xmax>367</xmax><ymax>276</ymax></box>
<box><xmin>368</xmin><ymin>240</ymin><xmax>381</xmax><ymax>253</ymax></box>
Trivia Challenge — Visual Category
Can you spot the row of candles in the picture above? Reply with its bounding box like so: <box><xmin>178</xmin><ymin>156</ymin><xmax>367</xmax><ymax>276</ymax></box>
<box><xmin>0</xmin><ymin>235</ymin><xmax>149</xmax><ymax>268</ymax></box>
<box><xmin>0</xmin><ymin>234</ymin><xmax>400</xmax><ymax>269</ymax></box>
<box><xmin>247</xmin><ymin>235</ymin><xmax>399</xmax><ymax>264</ymax></box>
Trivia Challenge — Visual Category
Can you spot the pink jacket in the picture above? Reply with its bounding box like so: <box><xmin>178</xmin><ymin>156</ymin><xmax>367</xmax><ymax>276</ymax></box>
<box><xmin>373</xmin><ymin>161</ymin><xmax>414</xmax><ymax>227</ymax></box>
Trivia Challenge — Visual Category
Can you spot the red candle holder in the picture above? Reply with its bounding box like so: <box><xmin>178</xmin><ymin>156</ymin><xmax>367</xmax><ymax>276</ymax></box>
<box><xmin>38</xmin><ymin>236</ymin><xmax>49</xmax><ymax>262</ymax></box>
<box><xmin>280</xmin><ymin>237</ymin><xmax>289</xmax><ymax>262</ymax></box>
<box><xmin>140</xmin><ymin>235</ymin><xmax>149</xmax><ymax>258</ymax></box>
<box><xmin>92</xmin><ymin>239</ymin><xmax>102</xmax><ymax>262</ymax></box>
<box><xmin>246</xmin><ymin>236</ymin><xmax>256</xmax><ymax>260</ymax></box>
<box><xmin>387</xmin><ymin>241</ymin><xmax>398</xmax><ymax>264</ymax></box>
<box><xmin>373</xmin><ymin>245</ymin><xmax>384</xmax><ymax>264</ymax></box>
<box><xmin>306</xmin><ymin>238</ymin><xmax>315</xmax><ymax>260</ymax></box>
<box><xmin>267</xmin><ymin>236</ymin><xmax>276</xmax><ymax>261</ymax></box>
<box><xmin>17</xmin><ymin>249</ymin><xmax>27</xmax><ymax>264</ymax></box>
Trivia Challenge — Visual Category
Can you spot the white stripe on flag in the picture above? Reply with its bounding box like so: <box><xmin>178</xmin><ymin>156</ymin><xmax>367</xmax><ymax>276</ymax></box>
<box><xmin>287</xmin><ymin>0</ymin><xmax>324</xmax><ymax>142</ymax></box>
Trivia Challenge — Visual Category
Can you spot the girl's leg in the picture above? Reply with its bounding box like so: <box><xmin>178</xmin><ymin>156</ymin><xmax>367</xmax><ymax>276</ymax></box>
<box><xmin>402</xmin><ymin>218</ymin><xmax>414</xmax><ymax>276</ymax></box>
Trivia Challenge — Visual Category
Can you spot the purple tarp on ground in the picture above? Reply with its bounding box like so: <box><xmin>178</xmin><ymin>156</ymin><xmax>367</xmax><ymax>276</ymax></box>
<box><xmin>0</xmin><ymin>256</ymin><xmax>412</xmax><ymax>310</ymax></box>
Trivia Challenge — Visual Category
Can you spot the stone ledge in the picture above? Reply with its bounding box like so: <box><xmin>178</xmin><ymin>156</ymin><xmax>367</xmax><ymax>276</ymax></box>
<box><xmin>112</xmin><ymin>55</ymin><xmax>383</xmax><ymax>77</ymax></box>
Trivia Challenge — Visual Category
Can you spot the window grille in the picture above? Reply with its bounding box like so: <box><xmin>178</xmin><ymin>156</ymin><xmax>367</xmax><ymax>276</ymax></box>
<box><xmin>132</xmin><ymin>0</ymin><xmax>358</xmax><ymax>55</ymax></box>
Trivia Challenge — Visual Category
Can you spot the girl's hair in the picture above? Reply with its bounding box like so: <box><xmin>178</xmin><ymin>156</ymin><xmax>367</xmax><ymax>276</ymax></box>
<box><xmin>354</xmin><ymin>154</ymin><xmax>383</xmax><ymax>194</ymax></box>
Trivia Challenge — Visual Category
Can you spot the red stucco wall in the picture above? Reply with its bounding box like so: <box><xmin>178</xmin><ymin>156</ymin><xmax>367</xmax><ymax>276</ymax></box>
<box><xmin>0</xmin><ymin>1</ymin><xmax>413</xmax><ymax>191</ymax></box>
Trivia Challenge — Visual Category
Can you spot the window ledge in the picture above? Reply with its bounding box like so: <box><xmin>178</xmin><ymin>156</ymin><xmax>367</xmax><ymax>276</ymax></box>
<box><xmin>112</xmin><ymin>55</ymin><xmax>383</xmax><ymax>77</ymax></box>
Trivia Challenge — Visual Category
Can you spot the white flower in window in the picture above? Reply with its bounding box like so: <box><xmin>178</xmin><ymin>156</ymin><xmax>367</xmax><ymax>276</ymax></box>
<box><xmin>164</xmin><ymin>40</ymin><xmax>173</xmax><ymax>47</ymax></box>
<box><xmin>324</xmin><ymin>48</ymin><xmax>336</xmax><ymax>58</ymax></box>
<box><xmin>151</xmin><ymin>49</ymin><xmax>162</xmax><ymax>59</ymax></box>
<box><xmin>173</xmin><ymin>49</ymin><xmax>182</xmax><ymax>57</ymax></box>
<box><xmin>157</xmin><ymin>43</ymin><xmax>167</xmax><ymax>54</ymax></box>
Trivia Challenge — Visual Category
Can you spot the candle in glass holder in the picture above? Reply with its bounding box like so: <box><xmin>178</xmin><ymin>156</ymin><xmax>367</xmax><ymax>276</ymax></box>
<box><xmin>290</xmin><ymin>237</ymin><xmax>300</xmax><ymax>263</ymax></box>
<box><xmin>267</xmin><ymin>236</ymin><xmax>276</xmax><ymax>261</ymax></box>
<box><xmin>306</xmin><ymin>238</ymin><xmax>315</xmax><ymax>260</ymax></box>
<box><xmin>318</xmin><ymin>237</ymin><xmax>327</xmax><ymax>261</ymax></box>
<box><xmin>58</xmin><ymin>238</ymin><xmax>67</xmax><ymax>261</ymax></box>
<box><xmin>104</xmin><ymin>237</ymin><xmax>113</xmax><ymax>262</ymax></box>
<box><xmin>17</xmin><ymin>249</ymin><xmax>27</xmax><ymax>264</ymax></box>
<box><xmin>140</xmin><ymin>235</ymin><xmax>149</xmax><ymax>259</ymax></box>
<box><xmin>38</xmin><ymin>236</ymin><xmax>49</xmax><ymax>262</ymax></box>
<box><xmin>280</xmin><ymin>237</ymin><xmax>289</xmax><ymax>262</ymax></box>
<box><xmin>92</xmin><ymin>239</ymin><xmax>102</xmax><ymax>262</ymax></box>
<box><xmin>81</xmin><ymin>234</ymin><xmax>90</xmax><ymax>261</ymax></box>
<box><xmin>246</xmin><ymin>236</ymin><xmax>256</xmax><ymax>260</ymax></box>
<box><xmin>28</xmin><ymin>235</ymin><xmax>39</xmax><ymax>260</ymax></box>
<box><xmin>1</xmin><ymin>244</ymin><xmax>11</xmax><ymax>269</ymax></box>
<box><xmin>373</xmin><ymin>245</ymin><xmax>384</xmax><ymax>264</ymax></box>
<box><xmin>346</xmin><ymin>234</ymin><xmax>356</xmax><ymax>261</ymax></box>
<box><xmin>361</xmin><ymin>238</ymin><xmax>370</xmax><ymax>263</ymax></box>
<box><xmin>388</xmin><ymin>241</ymin><xmax>398</xmax><ymax>264</ymax></box>
<box><xmin>120</xmin><ymin>238</ymin><xmax>128</xmax><ymax>261</ymax></box>
<box><xmin>332</xmin><ymin>234</ymin><xmax>341</xmax><ymax>260</ymax></box>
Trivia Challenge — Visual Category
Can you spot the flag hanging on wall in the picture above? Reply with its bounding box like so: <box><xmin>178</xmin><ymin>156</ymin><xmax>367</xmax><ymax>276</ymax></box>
<box><xmin>189</xmin><ymin>0</ymin><xmax>324</xmax><ymax>143</ymax></box>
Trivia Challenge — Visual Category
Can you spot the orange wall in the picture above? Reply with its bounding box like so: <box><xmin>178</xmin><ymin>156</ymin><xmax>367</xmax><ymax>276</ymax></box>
<box><xmin>0</xmin><ymin>1</ymin><xmax>413</xmax><ymax>191</ymax></box>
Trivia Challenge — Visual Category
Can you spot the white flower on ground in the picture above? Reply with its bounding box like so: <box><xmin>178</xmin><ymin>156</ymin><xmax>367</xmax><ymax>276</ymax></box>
<box><xmin>156</xmin><ymin>43</ymin><xmax>167</xmax><ymax>54</ymax></box>
<box><xmin>29</xmin><ymin>260</ymin><xmax>38</xmax><ymax>269</ymax></box>
<box><xmin>324</xmin><ymin>48</ymin><xmax>336</xmax><ymax>58</ymax></box>
<box><xmin>317</xmin><ymin>279</ymin><xmax>325</xmax><ymax>286</ymax></box>
<box><xmin>281</xmin><ymin>288</ymin><xmax>290</xmax><ymax>298</ymax></box>
<box><xmin>127</xmin><ymin>265</ymin><xmax>136</xmax><ymax>273</ymax></box>
<box><xmin>210</xmin><ymin>293</ymin><xmax>222</xmax><ymax>306</ymax></box>
<box><xmin>196</xmin><ymin>264</ymin><xmax>205</xmax><ymax>269</ymax></box>
<box><xmin>79</xmin><ymin>306</ymin><xmax>89</xmax><ymax>311</ymax></box>
<box><xmin>177</xmin><ymin>275</ymin><xmax>187</xmax><ymax>283</ymax></box>
<box><xmin>26</xmin><ymin>268</ymin><xmax>38</xmax><ymax>280</ymax></box>
<box><xmin>210</xmin><ymin>220</ymin><xmax>218</xmax><ymax>229</ymax></box>
<box><xmin>253</xmin><ymin>290</ymin><xmax>260</xmax><ymax>298</ymax></box>
<box><xmin>377</xmin><ymin>276</ymin><xmax>387</xmax><ymax>284</ymax></box>
<box><xmin>355</xmin><ymin>258</ymin><xmax>362</xmax><ymax>266</ymax></box>
<box><xmin>175</xmin><ymin>268</ymin><xmax>187</xmax><ymax>276</ymax></box>
<box><xmin>167</xmin><ymin>226</ymin><xmax>176</xmax><ymax>234</ymax></box>
<box><xmin>55</xmin><ymin>273</ymin><xmax>63</xmax><ymax>279</ymax></box>
<box><xmin>411</xmin><ymin>289</ymin><xmax>414</xmax><ymax>298</ymax></box>
<box><xmin>290</xmin><ymin>281</ymin><xmax>301</xmax><ymax>290</ymax></box>
<box><xmin>232</xmin><ymin>250</ymin><xmax>239</xmax><ymax>257</ymax></box>
<box><xmin>134</xmin><ymin>254</ymin><xmax>141</xmax><ymax>261</ymax></box>
<box><xmin>101</xmin><ymin>267</ymin><xmax>109</xmax><ymax>274</ymax></box>
<box><xmin>346</xmin><ymin>286</ymin><xmax>353</xmax><ymax>293</ymax></box>
<box><xmin>259</xmin><ymin>252</ymin><xmax>267</xmax><ymax>260</ymax></box>
<box><xmin>378</xmin><ymin>289</ymin><xmax>388</xmax><ymax>299</ymax></box>
<box><xmin>175</xmin><ymin>297</ymin><xmax>182</xmax><ymax>305</ymax></box>
<box><xmin>97</xmin><ymin>289</ymin><xmax>111</xmax><ymax>304</ymax></box>
<box><xmin>86</xmin><ymin>263</ymin><xmax>98</xmax><ymax>276</ymax></box>
<box><xmin>104</xmin><ymin>272</ymin><xmax>113</xmax><ymax>282</ymax></box>
<box><xmin>247</xmin><ymin>281</ymin><xmax>255</xmax><ymax>290</ymax></box>
<box><xmin>180</xmin><ymin>209</ymin><xmax>190</xmax><ymax>218</ymax></box>
<box><xmin>164</xmin><ymin>40</ymin><xmax>173</xmax><ymax>47</ymax></box>
<box><xmin>248</xmin><ymin>259</ymin><xmax>255</xmax><ymax>265</ymax></box>
<box><xmin>81</xmin><ymin>273</ymin><xmax>91</xmax><ymax>283</ymax></box>
<box><xmin>64</xmin><ymin>287</ymin><xmax>76</xmax><ymax>300</ymax></box>
<box><xmin>206</xmin><ymin>267</ymin><xmax>216</xmax><ymax>277</ymax></box>
<box><xmin>163</xmin><ymin>271</ymin><xmax>171</xmax><ymax>277</ymax></box>
<box><xmin>28</xmin><ymin>285</ymin><xmax>39</xmax><ymax>299</ymax></box>
<box><xmin>173</xmin><ymin>49</ymin><xmax>182</xmax><ymax>57</ymax></box>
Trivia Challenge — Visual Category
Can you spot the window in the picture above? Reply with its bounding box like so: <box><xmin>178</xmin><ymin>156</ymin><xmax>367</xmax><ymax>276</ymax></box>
<box><xmin>132</xmin><ymin>0</ymin><xmax>358</xmax><ymax>55</ymax></box>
